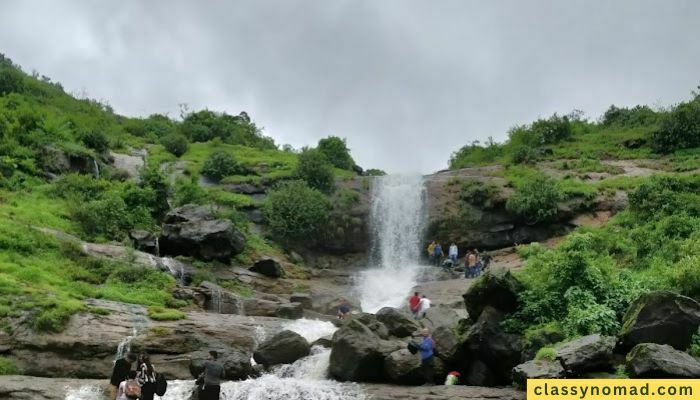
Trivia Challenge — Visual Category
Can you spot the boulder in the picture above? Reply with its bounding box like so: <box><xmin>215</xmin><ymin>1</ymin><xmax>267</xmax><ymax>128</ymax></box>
<box><xmin>159</xmin><ymin>204</ymin><xmax>246</xmax><ymax>262</ymax></box>
<box><xmin>461</xmin><ymin>306</ymin><xmax>523</xmax><ymax>385</ymax></box>
<box><xmin>384</xmin><ymin>348</ymin><xmax>422</xmax><ymax>384</ymax></box>
<box><xmin>190</xmin><ymin>348</ymin><xmax>254</xmax><ymax>380</ymax></box>
<box><xmin>376</xmin><ymin>307</ymin><xmax>420</xmax><ymax>338</ymax></box>
<box><xmin>199</xmin><ymin>282</ymin><xmax>244</xmax><ymax>314</ymax></box>
<box><xmin>249</xmin><ymin>257</ymin><xmax>284</xmax><ymax>278</ymax></box>
<box><xmin>626</xmin><ymin>343</ymin><xmax>700</xmax><ymax>378</ymax></box>
<box><xmin>620</xmin><ymin>291</ymin><xmax>700</xmax><ymax>351</ymax></box>
<box><xmin>329</xmin><ymin>319</ymin><xmax>386</xmax><ymax>382</ymax></box>
<box><xmin>512</xmin><ymin>359</ymin><xmax>566</xmax><ymax>389</ymax></box>
<box><xmin>462</xmin><ymin>268</ymin><xmax>522</xmax><ymax>320</ymax></box>
<box><xmin>432</xmin><ymin>325</ymin><xmax>461</xmax><ymax>363</ymax></box>
<box><xmin>129</xmin><ymin>230</ymin><xmax>158</xmax><ymax>254</ymax></box>
<box><xmin>242</xmin><ymin>298</ymin><xmax>279</xmax><ymax>317</ymax></box>
<box><xmin>555</xmin><ymin>334</ymin><xmax>615</xmax><ymax>375</ymax></box>
<box><xmin>421</xmin><ymin>305</ymin><xmax>461</xmax><ymax>332</ymax></box>
<box><xmin>355</xmin><ymin>313</ymin><xmax>390</xmax><ymax>339</ymax></box>
<box><xmin>312</xmin><ymin>336</ymin><xmax>333</xmax><ymax>348</ymax></box>
<box><xmin>521</xmin><ymin>325</ymin><xmax>566</xmax><ymax>361</ymax></box>
<box><xmin>290</xmin><ymin>293</ymin><xmax>313</xmax><ymax>309</ymax></box>
<box><xmin>253</xmin><ymin>330</ymin><xmax>310</xmax><ymax>367</ymax></box>
<box><xmin>463</xmin><ymin>359</ymin><xmax>498</xmax><ymax>387</ymax></box>
<box><xmin>275</xmin><ymin>303</ymin><xmax>303</xmax><ymax>319</ymax></box>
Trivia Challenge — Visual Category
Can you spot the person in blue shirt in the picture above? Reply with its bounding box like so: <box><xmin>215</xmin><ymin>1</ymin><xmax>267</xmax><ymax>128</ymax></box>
<box><xmin>433</xmin><ymin>243</ymin><xmax>443</xmax><ymax>267</ymax></box>
<box><xmin>417</xmin><ymin>328</ymin><xmax>435</xmax><ymax>385</ymax></box>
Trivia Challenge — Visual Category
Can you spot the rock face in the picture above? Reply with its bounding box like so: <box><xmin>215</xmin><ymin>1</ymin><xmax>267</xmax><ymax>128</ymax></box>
<box><xmin>329</xmin><ymin>320</ymin><xmax>387</xmax><ymax>382</ymax></box>
<box><xmin>421</xmin><ymin>306</ymin><xmax>461</xmax><ymax>332</ymax></box>
<box><xmin>512</xmin><ymin>359</ymin><xmax>565</xmax><ymax>388</ymax></box>
<box><xmin>376</xmin><ymin>307</ymin><xmax>420</xmax><ymax>338</ymax></box>
<box><xmin>250</xmin><ymin>257</ymin><xmax>284</xmax><ymax>278</ymax></box>
<box><xmin>356</xmin><ymin>313</ymin><xmax>390</xmax><ymax>339</ymax></box>
<box><xmin>462</xmin><ymin>268</ymin><xmax>522</xmax><ymax>319</ymax></box>
<box><xmin>432</xmin><ymin>325</ymin><xmax>461</xmax><ymax>363</ymax></box>
<box><xmin>460</xmin><ymin>306</ymin><xmax>523</xmax><ymax>385</ymax></box>
<box><xmin>159</xmin><ymin>204</ymin><xmax>246</xmax><ymax>262</ymax></box>
<box><xmin>555</xmin><ymin>334</ymin><xmax>615</xmax><ymax>375</ymax></box>
<box><xmin>620</xmin><ymin>291</ymin><xmax>700</xmax><ymax>351</ymax></box>
<box><xmin>384</xmin><ymin>348</ymin><xmax>422</xmax><ymax>384</ymax></box>
<box><xmin>253</xmin><ymin>330</ymin><xmax>310</xmax><ymax>367</ymax></box>
<box><xmin>129</xmin><ymin>230</ymin><xmax>158</xmax><ymax>254</ymax></box>
<box><xmin>290</xmin><ymin>293</ymin><xmax>313</xmax><ymax>309</ymax></box>
<box><xmin>626</xmin><ymin>343</ymin><xmax>700</xmax><ymax>378</ymax></box>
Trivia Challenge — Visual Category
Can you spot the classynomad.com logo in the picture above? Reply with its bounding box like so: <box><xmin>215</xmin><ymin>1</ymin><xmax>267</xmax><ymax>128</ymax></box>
<box><xmin>528</xmin><ymin>379</ymin><xmax>696</xmax><ymax>400</ymax></box>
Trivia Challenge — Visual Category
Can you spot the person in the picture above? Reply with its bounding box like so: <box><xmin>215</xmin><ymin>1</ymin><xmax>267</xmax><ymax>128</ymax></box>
<box><xmin>199</xmin><ymin>350</ymin><xmax>225</xmax><ymax>400</ymax></box>
<box><xmin>418</xmin><ymin>295</ymin><xmax>431</xmax><ymax>318</ymax></box>
<box><xmin>136</xmin><ymin>353</ymin><xmax>157</xmax><ymax>400</ymax></box>
<box><xmin>427</xmin><ymin>241</ymin><xmax>436</xmax><ymax>263</ymax></box>
<box><xmin>467</xmin><ymin>251</ymin><xmax>478</xmax><ymax>278</ymax></box>
<box><xmin>116</xmin><ymin>379</ymin><xmax>140</xmax><ymax>400</ymax></box>
<box><xmin>417</xmin><ymin>328</ymin><xmax>435</xmax><ymax>385</ymax></box>
<box><xmin>448</xmin><ymin>243</ymin><xmax>458</xmax><ymax>263</ymax></box>
<box><xmin>337</xmin><ymin>299</ymin><xmax>351</xmax><ymax>319</ymax></box>
<box><xmin>481</xmin><ymin>252</ymin><xmax>492</xmax><ymax>272</ymax></box>
<box><xmin>433</xmin><ymin>243</ymin><xmax>443</xmax><ymax>267</ymax></box>
<box><xmin>444</xmin><ymin>371</ymin><xmax>461</xmax><ymax>385</ymax></box>
<box><xmin>408</xmin><ymin>292</ymin><xmax>421</xmax><ymax>318</ymax></box>
<box><xmin>109</xmin><ymin>353</ymin><xmax>136</xmax><ymax>400</ymax></box>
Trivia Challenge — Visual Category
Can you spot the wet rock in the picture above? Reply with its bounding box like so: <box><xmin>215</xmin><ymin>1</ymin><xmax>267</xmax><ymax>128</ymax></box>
<box><xmin>626</xmin><ymin>343</ymin><xmax>700</xmax><ymax>378</ymax></box>
<box><xmin>249</xmin><ymin>257</ymin><xmax>284</xmax><ymax>278</ymax></box>
<box><xmin>253</xmin><ymin>330</ymin><xmax>311</xmax><ymax>367</ymax></box>
<box><xmin>432</xmin><ymin>325</ymin><xmax>461</xmax><ymax>363</ymax></box>
<box><xmin>159</xmin><ymin>204</ymin><xmax>246</xmax><ymax>262</ymax></box>
<box><xmin>512</xmin><ymin>359</ymin><xmax>565</xmax><ymax>388</ymax></box>
<box><xmin>376</xmin><ymin>307</ymin><xmax>420</xmax><ymax>338</ymax></box>
<box><xmin>329</xmin><ymin>319</ymin><xmax>386</xmax><ymax>382</ymax></box>
<box><xmin>462</xmin><ymin>268</ymin><xmax>522</xmax><ymax>320</ymax></box>
<box><xmin>620</xmin><ymin>291</ymin><xmax>700</xmax><ymax>351</ymax></box>
<box><xmin>200</xmin><ymin>281</ymin><xmax>244</xmax><ymax>314</ymax></box>
<box><xmin>129</xmin><ymin>230</ymin><xmax>158</xmax><ymax>254</ymax></box>
<box><xmin>312</xmin><ymin>336</ymin><xmax>333</xmax><ymax>348</ymax></box>
<box><xmin>421</xmin><ymin>305</ymin><xmax>461</xmax><ymax>331</ymax></box>
<box><xmin>275</xmin><ymin>302</ymin><xmax>303</xmax><ymax>319</ymax></box>
<box><xmin>290</xmin><ymin>293</ymin><xmax>313</xmax><ymax>309</ymax></box>
<box><xmin>190</xmin><ymin>348</ymin><xmax>254</xmax><ymax>380</ymax></box>
<box><xmin>384</xmin><ymin>348</ymin><xmax>422</xmax><ymax>384</ymax></box>
<box><xmin>555</xmin><ymin>334</ymin><xmax>615</xmax><ymax>375</ymax></box>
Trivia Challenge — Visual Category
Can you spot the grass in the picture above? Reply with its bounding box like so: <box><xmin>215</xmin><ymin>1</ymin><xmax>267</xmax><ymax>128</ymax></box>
<box><xmin>219</xmin><ymin>280</ymin><xmax>254</xmax><ymax>298</ymax></box>
<box><xmin>534</xmin><ymin>347</ymin><xmax>557</xmax><ymax>361</ymax></box>
<box><xmin>147</xmin><ymin>306</ymin><xmax>186</xmax><ymax>321</ymax></box>
<box><xmin>0</xmin><ymin>356</ymin><xmax>21</xmax><ymax>375</ymax></box>
<box><xmin>149</xmin><ymin>326</ymin><xmax>174</xmax><ymax>336</ymax></box>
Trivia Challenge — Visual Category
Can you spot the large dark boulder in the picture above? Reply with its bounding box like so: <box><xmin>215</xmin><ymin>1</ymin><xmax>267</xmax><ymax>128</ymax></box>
<box><xmin>626</xmin><ymin>343</ymin><xmax>700</xmax><ymax>378</ymax></box>
<box><xmin>461</xmin><ymin>306</ymin><xmax>523</xmax><ymax>385</ymax></box>
<box><xmin>432</xmin><ymin>326</ymin><xmax>461</xmax><ymax>364</ymax></box>
<box><xmin>159</xmin><ymin>205</ymin><xmax>246</xmax><ymax>262</ymax></box>
<box><xmin>329</xmin><ymin>320</ymin><xmax>386</xmax><ymax>382</ymax></box>
<box><xmin>384</xmin><ymin>348</ymin><xmax>422</xmax><ymax>384</ymax></box>
<box><xmin>275</xmin><ymin>303</ymin><xmax>303</xmax><ymax>319</ymax></box>
<box><xmin>376</xmin><ymin>307</ymin><xmax>420</xmax><ymax>338</ymax></box>
<box><xmin>421</xmin><ymin>306</ymin><xmax>461</xmax><ymax>332</ymax></box>
<box><xmin>462</xmin><ymin>268</ymin><xmax>523</xmax><ymax>320</ymax></box>
<box><xmin>619</xmin><ymin>291</ymin><xmax>700</xmax><ymax>351</ymax></box>
<box><xmin>253</xmin><ymin>330</ymin><xmax>310</xmax><ymax>367</ymax></box>
<box><xmin>463</xmin><ymin>359</ymin><xmax>498</xmax><ymax>386</ymax></box>
<box><xmin>249</xmin><ymin>257</ymin><xmax>284</xmax><ymax>278</ymax></box>
<box><xmin>355</xmin><ymin>313</ymin><xmax>390</xmax><ymax>339</ymax></box>
<box><xmin>521</xmin><ymin>325</ymin><xmax>566</xmax><ymax>361</ymax></box>
<box><xmin>512</xmin><ymin>360</ymin><xmax>565</xmax><ymax>388</ymax></box>
<box><xmin>129</xmin><ymin>230</ymin><xmax>158</xmax><ymax>254</ymax></box>
<box><xmin>290</xmin><ymin>293</ymin><xmax>313</xmax><ymax>309</ymax></box>
<box><xmin>555</xmin><ymin>334</ymin><xmax>615</xmax><ymax>375</ymax></box>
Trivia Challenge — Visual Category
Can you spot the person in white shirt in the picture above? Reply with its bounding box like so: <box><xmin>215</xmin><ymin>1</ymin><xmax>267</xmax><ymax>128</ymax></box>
<box><xmin>448</xmin><ymin>243</ymin><xmax>458</xmax><ymax>263</ymax></box>
<box><xmin>418</xmin><ymin>295</ymin><xmax>431</xmax><ymax>318</ymax></box>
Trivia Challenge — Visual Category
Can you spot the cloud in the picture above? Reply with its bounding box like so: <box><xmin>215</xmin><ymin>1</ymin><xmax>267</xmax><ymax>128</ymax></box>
<box><xmin>1</xmin><ymin>0</ymin><xmax>699</xmax><ymax>172</ymax></box>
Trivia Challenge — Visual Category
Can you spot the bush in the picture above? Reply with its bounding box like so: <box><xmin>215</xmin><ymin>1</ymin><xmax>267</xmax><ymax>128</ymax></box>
<box><xmin>0</xmin><ymin>66</ymin><xmax>25</xmax><ymax>95</ymax></box>
<box><xmin>173</xmin><ymin>176</ymin><xmax>206</xmax><ymax>206</ymax></box>
<box><xmin>0</xmin><ymin>356</ymin><xmax>21</xmax><ymax>375</ymax></box>
<box><xmin>364</xmin><ymin>168</ymin><xmax>386</xmax><ymax>176</ymax></box>
<box><xmin>506</xmin><ymin>175</ymin><xmax>561</xmax><ymax>223</ymax></box>
<box><xmin>73</xmin><ymin>193</ymin><xmax>153</xmax><ymax>240</ymax></box>
<box><xmin>263</xmin><ymin>180</ymin><xmax>331</xmax><ymax>243</ymax></box>
<box><xmin>534</xmin><ymin>347</ymin><xmax>556</xmax><ymax>361</ymax></box>
<box><xmin>602</xmin><ymin>105</ymin><xmax>659</xmax><ymax>127</ymax></box>
<box><xmin>148</xmin><ymin>306</ymin><xmax>185</xmax><ymax>321</ymax></box>
<box><xmin>201</xmin><ymin>150</ymin><xmax>248</xmax><ymax>181</ymax></box>
<box><xmin>160</xmin><ymin>133</ymin><xmax>189</xmax><ymax>157</ymax></box>
<box><xmin>80</xmin><ymin>130</ymin><xmax>110</xmax><ymax>153</ymax></box>
<box><xmin>139</xmin><ymin>167</ymin><xmax>170</xmax><ymax>219</ymax></box>
<box><xmin>510</xmin><ymin>146</ymin><xmax>538</xmax><ymax>165</ymax></box>
<box><xmin>651</xmin><ymin>97</ymin><xmax>700</xmax><ymax>153</ymax></box>
<box><xmin>317</xmin><ymin>136</ymin><xmax>355</xmax><ymax>170</ymax></box>
<box><xmin>295</xmin><ymin>148</ymin><xmax>335</xmax><ymax>194</ymax></box>
<box><xmin>449</xmin><ymin>138</ymin><xmax>503</xmax><ymax>169</ymax></box>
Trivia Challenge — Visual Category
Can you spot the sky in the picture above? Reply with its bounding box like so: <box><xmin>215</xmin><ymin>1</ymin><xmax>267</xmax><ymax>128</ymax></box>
<box><xmin>1</xmin><ymin>1</ymin><xmax>699</xmax><ymax>173</ymax></box>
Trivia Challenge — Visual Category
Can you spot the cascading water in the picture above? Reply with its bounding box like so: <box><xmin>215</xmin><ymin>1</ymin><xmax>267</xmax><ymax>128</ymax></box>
<box><xmin>210</xmin><ymin>287</ymin><xmax>223</xmax><ymax>313</ymax></box>
<box><xmin>114</xmin><ymin>327</ymin><xmax>137</xmax><ymax>361</ymax></box>
<box><xmin>357</xmin><ymin>174</ymin><xmax>427</xmax><ymax>313</ymax></box>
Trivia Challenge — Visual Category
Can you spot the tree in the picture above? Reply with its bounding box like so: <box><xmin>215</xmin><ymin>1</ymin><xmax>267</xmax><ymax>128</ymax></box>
<box><xmin>317</xmin><ymin>136</ymin><xmax>355</xmax><ymax>170</ymax></box>
<box><xmin>160</xmin><ymin>133</ymin><xmax>189</xmax><ymax>157</ymax></box>
<box><xmin>295</xmin><ymin>148</ymin><xmax>335</xmax><ymax>193</ymax></box>
<box><xmin>263</xmin><ymin>180</ymin><xmax>331</xmax><ymax>243</ymax></box>
<box><xmin>201</xmin><ymin>150</ymin><xmax>248</xmax><ymax>181</ymax></box>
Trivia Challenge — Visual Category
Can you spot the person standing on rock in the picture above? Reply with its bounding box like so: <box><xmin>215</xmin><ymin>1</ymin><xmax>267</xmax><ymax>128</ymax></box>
<box><xmin>408</xmin><ymin>292</ymin><xmax>421</xmax><ymax>318</ymax></box>
<box><xmin>136</xmin><ymin>353</ymin><xmax>157</xmax><ymax>400</ymax></box>
<box><xmin>448</xmin><ymin>242</ymin><xmax>458</xmax><ymax>263</ymax></box>
<box><xmin>199</xmin><ymin>350</ymin><xmax>225</xmax><ymax>400</ymax></box>
<box><xmin>418</xmin><ymin>328</ymin><xmax>435</xmax><ymax>385</ymax></box>
<box><xmin>110</xmin><ymin>353</ymin><xmax>136</xmax><ymax>400</ymax></box>
<box><xmin>433</xmin><ymin>242</ymin><xmax>443</xmax><ymax>266</ymax></box>
<box><xmin>427</xmin><ymin>241</ymin><xmax>436</xmax><ymax>263</ymax></box>
<box><xmin>418</xmin><ymin>295</ymin><xmax>431</xmax><ymax>318</ymax></box>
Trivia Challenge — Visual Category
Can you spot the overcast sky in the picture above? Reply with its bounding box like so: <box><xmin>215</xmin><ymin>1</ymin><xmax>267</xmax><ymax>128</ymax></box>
<box><xmin>1</xmin><ymin>1</ymin><xmax>699</xmax><ymax>173</ymax></box>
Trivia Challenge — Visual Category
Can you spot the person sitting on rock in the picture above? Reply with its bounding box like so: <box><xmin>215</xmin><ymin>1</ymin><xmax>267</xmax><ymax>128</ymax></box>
<box><xmin>198</xmin><ymin>350</ymin><xmax>225</xmax><ymax>400</ymax></box>
<box><xmin>337</xmin><ymin>299</ymin><xmax>351</xmax><ymax>319</ymax></box>
<box><xmin>110</xmin><ymin>352</ymin><xmax>136</xmax><ymax>400</ymax></box>
<box><xmin>136</xmin><ymin>353</ymin><xmax>157</xmax><ymax>400</ymax></box>
<box><xmin>417</xmin><ymin>328</ymin><xmax>435</xmax><ymax>385</ymax></box>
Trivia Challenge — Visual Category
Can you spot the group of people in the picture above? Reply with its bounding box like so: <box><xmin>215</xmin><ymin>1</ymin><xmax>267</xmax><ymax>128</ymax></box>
<box><xmin>426</xmin><ymin>241</ymin><xmax>491</xmax><ymax>278</ymax></box>
<box><xmin>408</xmin><ymin>292</ymin><xmax>431</xmax><ymax>319</ymax></box>
<box><xmin>110</xmin><ymin>350</ymin><xmax>223</xmax><ymax>400</ymax></box>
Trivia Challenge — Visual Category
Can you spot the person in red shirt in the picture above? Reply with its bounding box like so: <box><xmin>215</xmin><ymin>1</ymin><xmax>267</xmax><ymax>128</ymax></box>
<box><xmin>409</xmin><ymin>292</ymin><xmax>421</xmax><ymax>318</ymax></box>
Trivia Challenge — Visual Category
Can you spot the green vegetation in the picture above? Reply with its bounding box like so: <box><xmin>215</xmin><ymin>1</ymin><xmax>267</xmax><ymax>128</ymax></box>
<box><xmin>295</xmin><ymin>148</ymin><xmax>335</xmax><ymax>194</ymax></box>
<box><xmin>201</xmin><ymin>149</ymin><xmax>250</xmax><ymax>181</ymax></box>
<box><xmin>506</xmin><ymin>175</ymin><xmax>561</xmax><ymax>223</ymax></box>
<box><xmin>534</xmin><ymin>347</ymin><xmax>557</xmax><ymax>361</ymax></box>
<box><xmin>160</xmin><ymin>133</ymin><xmax>189</xmax><ymax>157</ymax></box>
<box><xmin>317</xmin><ymin>136</ymin><xmax>355</xmax><ymax>170</ymax></box>
<box><xmin>263</xmin><ymin>180</ymin><xmax>331</xmax><ymax>243</ymax></box>
<box><xmin>459</xmin><ymin>178</ymin><xmax>501</xmax><ymax>209</ymax></box>
<box><xmin>0</xmin><ymin>356</ymin><xmax>21</xmax><ymax>375</ymax></box>
<box><xmin>148</xmin><ymin>306</ymin><xmax>186</xmax><ymax>321</ymax></box>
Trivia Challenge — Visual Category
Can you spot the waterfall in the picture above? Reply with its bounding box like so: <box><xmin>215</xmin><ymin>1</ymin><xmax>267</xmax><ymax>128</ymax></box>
<box><xmin>92</xmin><ymin>159</ymin><xmax>100</xmax><ymax>179</ymax></box>
<box><xmin>114</xmin><ymin>327</ymin><xmax>137</xmax><ymax>362</ymax></box>
<box><xmin>161</xmin><ymin>257</ymin><xmax>187</xmax><ymax>286</ymax></box>
<box><xmin>357</xmin><ymin>174</ymin><xmax>426</xmax><ymax>313</ymax></box>
<box><xmin>210</xmin><ymin>287</ymin><xmax>223</xmax><ymax>313</ymax></box>
<box><xmin>155</xmin><ymin>237</ymin><xmax>160</xmax><ymax>257</ymax></box>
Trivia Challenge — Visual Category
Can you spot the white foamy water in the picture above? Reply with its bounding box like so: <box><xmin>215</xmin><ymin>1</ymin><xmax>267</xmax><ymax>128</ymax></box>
<box><xmin>64</xmin><ymin>385</ymin><xmax>105</xmax><ymax>400</ymax></box>
<box><xmin>358</xmin><ymin>174</ymin><xmax>426</xmax><ymax>313</ymax></box>
<box><xmin>282</xmin><ymin>318</ymin><xmax>337</xmax><ymax>343</ymax></box>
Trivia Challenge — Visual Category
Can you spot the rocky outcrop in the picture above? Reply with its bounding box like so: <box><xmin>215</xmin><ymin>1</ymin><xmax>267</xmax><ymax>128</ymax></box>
<box><xmin>462</xmin><ymin>268</ymin><xmax>522</xmax><ymax>319</ymax></box>
<box><xmin>626</xmin><ymin>343</ymin><xmax>700</xmax><ymax>378</ymax></box>
<box><xmin>250</xmin><ymin>257</ymin><xmax>284</xmax><ymax>278</ymax></box>
<box><xmin>159</xmin><ymin>204</ymin><xmax>246</xmax><ymax>262</ymax></box>
<box><xmin>619</xmin><ymin>291</ymin><xmax>700</xmax><ymax>351</ymax></box>
<box><xmin>555</xmin><ymin>334</ymin><xmax>615</xmax><ymax>375</ymax></box>
<box><xmin>432</xmin><ymin>325</ymin><xmax>461</xmax><ymax>363</ymax></box>
<box><xmin>384</xmin><ymin>348</ymin><xmax>422</xmax><ymax>384</ymax></box>
<box><xmin>290</xmin><ymin>293</ymin><xmax>313</xmax><ymax>309</ymax></box>
<box><xmin>129</xmin><ymin>229</ymin><xmax>158</xmax><ymax>254</ymax></box>
<box><xmin>356</xmin><ymin>313</ymin><xmax>390</xmax><ymax>339</ymax></box>
<box><xmin>421</xmin><ymin>306</ymin><xmax>461</xmax><ymax>332</ymax></box>
<box><xmin>376</xmin><ymin>307</ymin><xmax>420</xmax><ymax>338</ymax></box>
<box><xmin>253</xmin><ymin>330</ymin><xmax>310</xmax><ymax>367</ymax></box>
<box><xmin>40</xmin><ymin>146</ymin><xmax>100</xmax><ymax>177</ymax></box>
<box><xmin>512</xmin><ymin>359</ymin><xmax>565</xmax><ymax>388</ymax></box>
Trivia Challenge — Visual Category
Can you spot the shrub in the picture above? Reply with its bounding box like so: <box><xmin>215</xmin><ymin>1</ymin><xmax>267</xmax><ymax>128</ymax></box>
<box><xmin>449</xmin><ymin>138</ymin><xmax>503</xmax><ymax>169</ymax></box>
<box><xmin>0</xmin><ymin>66</ymin><xmax>25</xmax><ymax>95</ymax></box>
<box><xmin>173</xmin><ymin>176</ymin><xmax>206</xmax><ymax>206</ymax></box>
<box><xmin>602</xmin><ymin>105</ymin><xmax>659</xmax><ymax>127</ymax></box>
<box><xmin>506</xmin><ymin>175</ymin><xmax>561</xmax><ymax>223</ymax></box>
<box><xmin>651</xmin><ymin>97</ymin><xmax>700</xmax><ymax>153</ymax></box>
<box><xmin>459</xmin><ymin>179</ymin><xmax>500</xmax><ymax>209</ymax></box>
<box><xmin>0</xmin><ymin>356</ymin><xmax>21</xmax><ymax>375</ymax></box>
<box><xmin>201</xmin><ymin>150</ymin><xmax>248</xmax><ymax>181</ymax></box>
<box><xmin>317</xmin><ymin>136</ymin><xmax>355</xmax><ymax>170</ymax></box>
<box><xmin>263</xmin><ymin>180</ymin><xmax>331</xmax><ymax>243</ymax></box>
<box><xmin>295</xmin><ymin>148</ymin><xmax>335</xmax><ymax>194</ymax></box>
<box><xmin>148</xmin><ymin>306</ymin><xmax>185</xmax><ymax>321</ymax></box>
<box><xmin>54</xmin><ymin>174</ymin><xmax>111</xmax><ymax>201</ymax></box>
<box><xmin>139</xmin><ymin>167</ymin><xmax>170</xmax><ymax>219</ymax></box>
<box><xmin>80</xmin><ymin>130</ymin><xmax>110</xmax><ymax>153</ymax></box>
<box><xmin>364</xmin><ymin>168</ymin><xmax>386</xmax><ymax>176</ymax></box>
<box><xmin>160</xmin><ymin>133</ymin><xmax>189</xmax><ymax>157</ymax></box>
<box><xmin>534</xmin><ymin>347</ymin><xmax>556</xmax><ymax>361</ymax></box>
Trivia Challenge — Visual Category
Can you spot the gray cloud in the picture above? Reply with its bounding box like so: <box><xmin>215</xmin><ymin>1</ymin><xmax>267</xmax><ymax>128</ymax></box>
<box><xmin>1</xmin><ymin>0</ymin><xmax>699</xmax><ymax>172</ymax></box>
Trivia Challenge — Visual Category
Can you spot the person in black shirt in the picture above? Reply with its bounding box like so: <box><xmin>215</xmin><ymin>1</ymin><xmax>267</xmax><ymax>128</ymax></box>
<box><xmin>109</xmin><ymin>353</ymin><xmax>136</xmax><ymax>400</ymax></box>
